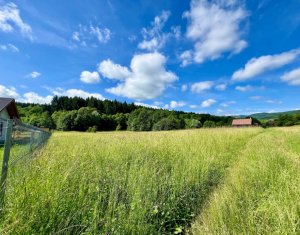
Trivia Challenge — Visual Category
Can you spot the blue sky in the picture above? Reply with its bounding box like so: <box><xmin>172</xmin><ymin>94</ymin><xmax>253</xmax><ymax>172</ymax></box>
<box><xmin>0</xmin><ymin>0</ymin><xmax>300</xmax><ymax>115</ymax></box>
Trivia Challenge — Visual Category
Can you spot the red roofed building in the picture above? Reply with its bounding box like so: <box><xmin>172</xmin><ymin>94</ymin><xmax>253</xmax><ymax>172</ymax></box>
<box><xmin>232</xmin><ymin>118</ymin><xmax>253</xmax><ymax>127</ymax></box>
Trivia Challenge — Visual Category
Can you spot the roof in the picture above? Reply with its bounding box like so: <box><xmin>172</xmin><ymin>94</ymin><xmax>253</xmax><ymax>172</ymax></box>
<box><xmin>232</xmin><ymin>118</ymin><xmax>252</xmax><ymax>126</ymax></box>
<box><xmin>0</xmin><ymin>97</ymin><xmax>19</xmax><ymax>119</ymax></box>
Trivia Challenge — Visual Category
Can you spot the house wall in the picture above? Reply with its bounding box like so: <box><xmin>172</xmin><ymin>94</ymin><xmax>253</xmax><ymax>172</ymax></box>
<box><xmin>0</xmin><ymin>109</ymin><xmax>10</xmax><ymax>119</ymax></box>
<box><xmin>0</xmin><ymin>108</ymin><xmax>10</xmax><ymax>141</ymax></box>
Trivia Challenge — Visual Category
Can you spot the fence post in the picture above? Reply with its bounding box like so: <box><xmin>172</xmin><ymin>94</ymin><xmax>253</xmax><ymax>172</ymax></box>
<box><xmin>0</xmin><ymin>119</ymin><xmax>13</xmax><ymax>208</ymax></box>
<box><xmin>29</xmin><ymin>132</ymin><xmax>34</xmax><ymax>152</ymax></box>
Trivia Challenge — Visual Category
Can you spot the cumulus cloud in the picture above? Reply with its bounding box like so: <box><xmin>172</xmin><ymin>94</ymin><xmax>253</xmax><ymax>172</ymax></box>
<box><xmin>0</xmin><ymin>43</ymin><xmax>19</xmax><ymax>52</ymax></box>
<box><xmin>235</xmin><ymin>85</ymin><xmax>253</xmax><ymax>92</ymax></box>
<box><xmin>138</xmin><ymin>38</ymin><xmax>160</xmax><ymax>51</ymax></box>
<box><xmin>20</xmin><ymin>92</ymin><xmax>53</xmax><ymax>104</ymax></box>
<box><xmin>281</xmin><ymin>68</ymin><xmax>300</xmax><ymax>85</ymax></box>
<box><xmin>249</xmin><ymin>96</ymin><xmax>262</xmax><ymax>100</ymax></box>
<box><xmin>181</xmin><ymin>84</ymin><xmax>188</xmax><ymax>92</ymax></box>
<box><xmin>182</xmin><ymin>0</ymin><xmax>248</xmax><ymax>65</ymax></box>
<box><xmin>27</xmin><ymin>71</ymin><xmax>41</xmax><ymax>78</ymax></box>
<box><xmin>191</xmin><ymin>81</ymin><xmax>214</xmax><ymax>93</ymax></box>
<box><xmin>164</xmin><ymin>100</ymin><xmax>186</xmax><ymax>109</ymax></box>
<box><xmin>102</xmin><ymin>52</ymin><xmax>178</xmax><ymax>100</ymax></box>
<box><xmin>201</xmin><ymin>99</ymin><xmax>216</xmax><ymax>108</ymax></box>
<box><xmin>80</xmin><ymin>71</ymin><xmax>100</xmax><ymax>84</ymax></box>
<box><xmin>215</xmin><ymin>84</ymin><xmax>227</xmax><ymax>91</ymax></box>
<box><xmin>0</xmin><ymin>2</ymin><xmax>32</xmax><ymax>39</ymax></box>
<box><xmin>134</xmin><ymin>102</ymin><xmax>160</xmax><ymax>109</ymax></box>
<box><xmin>180</xmin><ymin>50</ymin><xmax>193</xmax><ymax>67</ymax></box>
<box><xmin>0</xmin><ymin>84</ymin><xmax>105</xmax><ymax>104</ymax></box>
<box><xmin>53</xmin><ymin>88</ymin><xmax>104</xmax><ymax>100</ymax></box>
<box><xmin>138</xmin><ymin>11</ymin><xmax>180</xmax><ymax>51</ymax></box>
<box><xmin>98</xmin><ymin>59</ymin><xmax>131</xmax><ymax>80</ymax></box>
<box><xmin>220</xmin><ymin>100</ymin><xmax>236</xmax><ymax>108</ymax></box>
<box><xmin>0</xmin><ymin>85</ymin><xmax>19</xmax><ymax>98</ymax></box>
<box><xmin>72</xmin><ymin>24</ymin><xmax>111</xmax><ymax>46</ymax></box>
<box><xmin>232</xmin><ymin>49</ymin><xmax>300</xmax><ymax>81</ymax></box>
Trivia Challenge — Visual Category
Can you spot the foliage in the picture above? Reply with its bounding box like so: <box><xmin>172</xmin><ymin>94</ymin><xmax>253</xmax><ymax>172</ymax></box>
<box><xmin>17</xmin><ymin>96</ymin><xmax>234</xmax><ymax>132</ymax></box>
<box><xmin>203</xmin><ymin>120</ymin><xmax>216</xmax><ymax>128</ymax></box>
<box><xmin>152</xmin><ymin>116</ymin><xmax>181</xmax><ymax>131</ymax></box>
<box><xmin>185</xmin><ymin>118</ymin><xmax>202</xmax><ymax>129</ymax></box>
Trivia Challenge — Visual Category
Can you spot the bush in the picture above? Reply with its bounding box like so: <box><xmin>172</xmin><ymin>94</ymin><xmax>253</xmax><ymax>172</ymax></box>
<box><xmin>153</xmin><ymin>117</ymin><xmax>180</xmax><ymax>131</ymax></box>
<box><xmin>185</xmin><ymin>118</ymin><xmax>202</xmax><ymax>129</ymax></box>
<box><xmin>87</xmin><ymin>126</ymin><xmax>97</xmax><ymax>132</ymax></box>
<box><xmin>203</xmin><ymin>120</ymin><xmax>216</xmax><ymax>128</ymax></box>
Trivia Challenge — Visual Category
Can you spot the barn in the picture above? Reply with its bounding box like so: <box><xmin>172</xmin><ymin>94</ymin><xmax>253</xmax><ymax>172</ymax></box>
<box><xmin>232</xmin><ymin>118</ymin><xmax>252</xmax><ymax>127</ymax></box>
<box><xmin>0</xmin><ymin>98</ymin><xmax>19</xmax><ymax>142</ymax></box>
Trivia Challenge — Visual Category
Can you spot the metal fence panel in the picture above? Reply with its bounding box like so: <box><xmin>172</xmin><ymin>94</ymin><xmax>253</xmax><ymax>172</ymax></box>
<box><xmin>0</xmin><ymin>118</ymin><xmax>51</xmax><ymax>208</ymax></box>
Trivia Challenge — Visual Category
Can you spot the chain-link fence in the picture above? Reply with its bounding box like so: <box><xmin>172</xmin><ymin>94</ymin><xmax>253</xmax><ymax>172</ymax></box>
<box><xmin>0</xmin><ymin>118</ymin><xmax>51</xmax><ymax>207</ymax></box>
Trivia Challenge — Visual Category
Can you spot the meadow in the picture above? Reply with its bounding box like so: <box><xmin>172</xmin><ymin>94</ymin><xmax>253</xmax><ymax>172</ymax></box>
<box><xmin>0</xmin><ymin>127</ymin><xmax>299</xmax><ymax>234</ymax></box>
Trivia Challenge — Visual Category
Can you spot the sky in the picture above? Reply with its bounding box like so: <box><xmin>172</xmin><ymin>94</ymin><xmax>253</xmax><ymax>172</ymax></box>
<box><xmin>0</xmin><ymin>0</ymin><xmax>300</xmax><ymax>115</ymax></box>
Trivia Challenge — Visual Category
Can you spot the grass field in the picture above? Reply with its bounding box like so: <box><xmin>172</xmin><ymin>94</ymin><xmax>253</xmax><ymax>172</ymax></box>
<box><xmin>0</xmin><ymin>127</ymin><xmax>299</xmax><ymax>234</ymax></box>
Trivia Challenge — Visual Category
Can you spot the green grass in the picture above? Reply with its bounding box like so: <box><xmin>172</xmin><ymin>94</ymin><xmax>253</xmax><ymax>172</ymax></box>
<box><xmin>0</xmin><ymin>127</ymin><xmax>299</xmax><ymax>234</ymax></box>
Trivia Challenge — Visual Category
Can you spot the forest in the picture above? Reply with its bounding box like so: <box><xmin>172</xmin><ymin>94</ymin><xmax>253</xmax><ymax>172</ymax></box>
<box><xmin>17</xmin><ymin>96</ymin><xmax>300</xmax><ymax>131</ymax></box>
<box><xmin>17</xmin><ymin>96</ymin><xmax>235</xmax><ymax>131</ymax></box>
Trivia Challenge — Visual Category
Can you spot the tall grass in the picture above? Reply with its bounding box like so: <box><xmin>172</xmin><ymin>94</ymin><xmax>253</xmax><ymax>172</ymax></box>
<box><xmin>191</xmin><ymin>127</ymin><xmax>300</xmax><ymax>234</ymax></box>
<box><xmin>0</xmin><ymin>128</ymin><xmax>261</xmax><ymax>234</ymax></box>
<box><xmin>0</xmin><ymin>127</ymin><xmax>299</xmax><ymax>234</ymax></box>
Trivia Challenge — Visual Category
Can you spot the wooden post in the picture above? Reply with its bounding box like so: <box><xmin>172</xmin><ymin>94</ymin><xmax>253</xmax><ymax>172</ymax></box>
<box><xmin>0</xmin><ymin>119</ymin><xmax>13</xmax><ymax>208</ymax></box>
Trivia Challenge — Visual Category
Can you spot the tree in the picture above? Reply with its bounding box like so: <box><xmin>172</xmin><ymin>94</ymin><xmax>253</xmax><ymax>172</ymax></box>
<box><xmin>153</xmin><ymin>116</ymin><xmax>180</xmax><ymax>131</ymax></box>
<box><xmin>203</xmin><ymin>120</ymin><xmax>216</xmax><ymax>128</ymax></box>
<box><xmin>185</xmin><ymin>119</ymin><xmax>202</xmax><ymax>129</ymax></box>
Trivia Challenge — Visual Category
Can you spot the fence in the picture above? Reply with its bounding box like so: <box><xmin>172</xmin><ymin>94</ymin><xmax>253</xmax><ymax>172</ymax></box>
<box><xmin>0</xmin><ymin>118</ymin><xmax>51</xmax><ymax>208</ymax></box>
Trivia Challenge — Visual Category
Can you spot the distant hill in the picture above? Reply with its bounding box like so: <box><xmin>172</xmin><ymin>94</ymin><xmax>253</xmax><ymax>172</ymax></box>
<box><xmin>248</xmin><ymin>110</ymin><xmax>300</xmax><ymax>120</ymax></box>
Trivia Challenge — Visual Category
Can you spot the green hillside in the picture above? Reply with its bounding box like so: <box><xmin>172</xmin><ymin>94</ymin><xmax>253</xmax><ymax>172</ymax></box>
<box><xmin>249</xmin><ymin>110</ymin><xmax>300</xmax><ymax>120</ymax></box>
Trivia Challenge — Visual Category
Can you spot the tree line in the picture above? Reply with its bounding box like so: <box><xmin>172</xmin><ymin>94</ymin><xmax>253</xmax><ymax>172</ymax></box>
<box><xmin>263</xmin><ymin>113</ymin><xmax>300</xmax><ymax>127</ymax></box>
<box><xmin>17</xmin><ymin>96</ymin><xmax>235</xmax><ymax>132</ymax></box>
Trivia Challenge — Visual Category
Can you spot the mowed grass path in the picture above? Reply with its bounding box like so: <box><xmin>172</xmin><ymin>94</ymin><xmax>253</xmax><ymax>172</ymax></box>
<box><xmin>0</xmin><ymin>127</ymin><xmax>299</xmax><ymax>234</ymax></box>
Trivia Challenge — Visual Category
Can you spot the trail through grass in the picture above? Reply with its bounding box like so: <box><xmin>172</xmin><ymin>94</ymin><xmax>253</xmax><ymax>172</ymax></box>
<box><xmin>191</xmin><ymin>127</ymin><xmax>300</xmax><ymax>234</ymax></box>
<box><xmin>0</xmin><ymin>127</ymin><xmax>299</xmax><ymax>234</ymax></box>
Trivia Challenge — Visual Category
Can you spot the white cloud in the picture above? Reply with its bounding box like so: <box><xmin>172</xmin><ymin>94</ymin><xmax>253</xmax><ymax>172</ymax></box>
<box><xmin>180</xmin><ymin>50</ymin><xmax>193</xmax><ymax>67</ymax></box>
<box><xmin>0</xmin><ymin>85</ymin><xmax>19</xmax><ymax>98</ymax></box>
<box><xmin>138</xmin><ymin>38</ymin><xmax>159</xmax><ymax>51</ymax></box>
<box><xmin>201</xmin><ymin>99</ymin><xmax>216</xmax><ymax>108</ymax></box>
<box><xmin>249</xmin><ymin>96</ymin><xmax>262</xmax><ymax>100</ymax></box>
<box><xmin>281</xmin><ymin>68</ymin><xmax>300</xmax><ymax>85</ymax></box>
<box><xmin>0</xmin><ymin>43</ymin><xmax>19</xmax><ymax>52</ymax></box>
<box><xmin>182</xmin><ymin>0</ymin><xmax>248</xmax><ymax>65</ymax></box>
<box><xmin>235</xmin><ymin>85</ymin><xmax>252</xmax><ymax>92</ymax></box>
<box><xmin>220</xmin><ymin>100</ymin><xmax>236</xmax><ymax>107</ymax></box>
<box><xmin>0</xmin><ymin>2</ymin><xmax>32</xmax><ymax>39</ymax></box>
<box><xmin>90</xmin><ymin>26</ymin><xmax>111</xmax><ymax>43</ymax></box>
<box><xmin>191</xmin><ymin>81</ymin><xmax>214</xmax><ymax>93</ymax></box>
<box><xmin>27</xmin><ymin>71</ymin><xmax>41</xmax><ymax>79</ymax></box>
<box><xmin>138</xmin><ymin>11</ymin><xmax>180</xmax><ymax>51</ymax></box>
<box><xmin>232</xmin><ymin>49</ymin><xmax>300</xmax><ymax>81</ymax></box>
<box><xmin>164</xmin><ymin>100</ymin><xmax>186</xmax><ymax>109</ymax></box>
<box><xmin>104</xmin><ymin>52</ymin><xmax>178</xmax><ymax>100</ymax></box>
<box><xmin>266</xmin><ymin>99</ymin><xmax>282</xmax><ymax>104</ymax></box>
<box><xmin>53</xmin><ymin>88</ymin><xmax>104</xmax><ymax>100</ymax></box>
<box><xmin>0</xmin><ymin>84</ymin><xmax>105</xmax><ymax>104</ymax></box>
<box><xmin>20</xmin><ymin>92</ymin><xmax>53</xmax><ymax>104</ymax></box>
<box><xmin>181</xmin><ymin>84</ymin><xmax>188</xmax><ymax>92</ymax></box>
<box><xmin>134</xmin><ymin>102</ymin><xmax>160</xmax><ymax>109</ymax></box>
<box><xmin>72</xmin><ymin>31</ymin><xmax>80</xmax><ymax>41</ymax></box>
<box><xmin>98</xmin><ymin>59</ymin><xmax>131</xmax><ymax>80</ymax></box>
<box><xmin>72</xmin><ymin>24</ymin><xmax>111</xmax><ymax>45</ymax></box>
<box><xmin>80</xmin><ymin>71</ymin><xmax>100</xmax><ymax>84</ymax></box>
<box><xmin>215</xmin><ymin>84</ymin><xmax>227</xmax><ymax>91</ymax></box>
<box><xmin>189</xmin><ymin>105</ymin><xmax>198</xmax><ymax>109</ymax></box>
